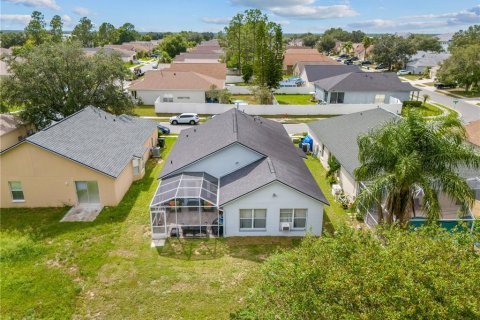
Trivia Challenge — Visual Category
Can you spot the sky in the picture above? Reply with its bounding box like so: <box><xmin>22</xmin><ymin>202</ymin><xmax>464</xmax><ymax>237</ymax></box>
<box><xmin>1</xmin><ymin>0</ymin><xmax>479</xmax><ymax>34</ymax></box>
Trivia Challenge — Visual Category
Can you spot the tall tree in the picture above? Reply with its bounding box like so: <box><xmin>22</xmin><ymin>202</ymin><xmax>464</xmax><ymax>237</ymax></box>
<box><xmin>317</xmin><ymin>34</ymin><xmax>336</xmax><ymax>53</ymax></box>
<box><xmin>117</xmin><ymin>23</ymin><xmax>139</xmax><ymax>44</ymax></box>
<box><xmin>323</xmin><ymin>27</ymin><xmax>351</xmax><ymax>42</ymax></box>
<box><xmin>354</xmin><ymin>111</ymin><xmax>480</xmax><ymax>224</ymax></box>
<box><xmin>371</xmin><ymin>34</ymin><xmax>415</xmax><ymax>70</ymax></box>
<box><xmin>0</xmin><ymin>32</ymin><xmax>26</xmax><ymax>48</ymax></box>
<box><xmin>361</xmin><ymin>36</ymin><xmax>372</xmax><ymax>60</ymax></box>
<box><xmin>96</xmin><ymin>22</ymin><xmax>118</xmax><ymax>46</ymax></box>
<box><xmin>351</xmin><ymin>30</ymin><xmax>366</xmax><ymax>43</ymax></box>
<box><xmin>407</xmin><ymin>34</ymin><xmax>442</xmax><ymax>52</ymax></box>
<box><xmin>301</xmin><ymin>32</ymin><xmax>320</xmax><ymax>47</ymax></box>
<box><xmin>49</xmin><ymin>15</ymin><xmax>63</xmax><ymax>43</ymax></box>
<box><xmin>449</xmin><ymin>25</ymin><xmax>480</xmax><ymax>50</ymax></box>
<box><xmin>341</xmin><ymin>41</ymin><xmax>353</xmax><ymax>55</ymax></box>
<box><xmin>24</xmin><ymin>11</ymin><xmax>47</xmax><ymax>45</ymax></box>
<box><xmin>1</xmin><ymin>41</ymin><xmax>133</xmax><ymax>129</ymax></box>
<box><xmin>154</xmin><ymin>34</ymin><xmax>188</xmax><ymax>60</ymax></box>
<box><xmin>225</xmin><ymin>13</ymin><xmax>244</xmax><ymax>70</ymax></box>
<box><xmin>72</xmin><ymin>17</ymin><xmax>95</xmax><ymax>47</ymax></box>
<box><xmin>437</xmin><ymin>44</ymin><xmax>480</xmax><ymax>93</ymax></box>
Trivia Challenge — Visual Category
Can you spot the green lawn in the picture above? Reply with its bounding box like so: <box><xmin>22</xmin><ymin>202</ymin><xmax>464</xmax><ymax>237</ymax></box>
<box><xmin>304</xmin><ymin>156</ymin><xmax>355</xmax><ymax>233</ymax></box>
<box><xmin>399</xmin><ymin>74</ymin><xmax>425</xmax><ymax>81</ymax></box>
<box><xmin>401</xmin><ymin>102</ymin><xmax>443</xmax><ymax>117</ymax></box>
<box><xmin>231</xmin><ymin>94</ymin><xmax>258</xmax><ymax>104</ymax></box>
<box><xmin>274</xmin><ymin>94</ymin><xmax>316</xmax><ymax>105</ymax></box>
<box><xmin>133</xmin><ymin>105</ymin><xmax>157</xmax><ymax>117</ymax></box>
<box><xmin>0</xmin><ymin>137</ymin><xmax>308</xmax><ymax>319</ymax></box>
<box><xmin>443</xmin><ymin>89</ymin><xmax>480</xmax><ymax>98</ymax></box>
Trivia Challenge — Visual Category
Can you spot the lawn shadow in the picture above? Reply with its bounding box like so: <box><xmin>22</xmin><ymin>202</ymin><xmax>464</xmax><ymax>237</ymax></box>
<box><xmin>156</xmin><ymin>236</ymin><xmax>302</xmax><ymax>263</ymax></box>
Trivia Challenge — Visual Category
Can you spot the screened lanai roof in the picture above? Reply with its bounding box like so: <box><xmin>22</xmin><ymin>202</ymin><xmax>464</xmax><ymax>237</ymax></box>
<box><xmin>150</xmin><ymin>172</ymin><xmax>218</xmax><ymax>207</ymax></box>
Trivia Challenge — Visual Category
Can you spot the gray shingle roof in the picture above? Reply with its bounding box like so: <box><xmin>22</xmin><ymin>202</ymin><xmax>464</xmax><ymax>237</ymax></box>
<box><xmin>314</xmin><ymin>72</ymin><xmax>417</xmax><ymax>92</ymax></box>
<box><xmin>303</xmin><ymin>64</ymin><xmax>359</xmax><ymax>82</ymax></box>
<box><xmin>307</xmin><ymin>108</ymin><xmax>399</xmax><ymax>177</ymax></box>
<box><xmin>26</xmin><ymin>106</ymin><xmax>157</xmax><ymax>178</ymax></box>
<box><xmin>407</xmin><ymin>51</ymin><xmax>451</xmax><ymax>68</ymax></box>
<box><xmin>160</xmin><ymin>108</ymin><xmax>328</xmax><ymax>205</ymax></box>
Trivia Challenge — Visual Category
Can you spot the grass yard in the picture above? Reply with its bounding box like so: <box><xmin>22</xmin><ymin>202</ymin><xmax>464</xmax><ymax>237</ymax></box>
<box><xmin>133</xmin><ymin>105</ymin><xmax>157</xmax><ymax>117</ymax></box>
<box><xmin>401</xmin><ymin>102</ymin><xmax>443</xmax><ymax>117</ymax></box>
<box><xmin>443</xmin><ymin>89</ymin><xmax>480</xmax><ymax>98</ymax></box>
<box><xmin>304</xmin><ymin>156</ymin><xmax>355</xmax><ymax>233</ymax></box>
<box><xmin>399</xmin><ymin>74</ymin><xmax>425</xmax><ymax>81</ymax></box>
<box><xmin>230</xmin><ymin>94</ymin><xmax>258</xmax><ymax>104</ymax></box>
<box><xmin>0</xmin><ymin>137</ymin><xmax>306</xmax><ymax>319</ymax></box>
<box><xmin>274</xmin><ymin>94</ymin><xmax>316</xmax><ymax>105</ymax></box>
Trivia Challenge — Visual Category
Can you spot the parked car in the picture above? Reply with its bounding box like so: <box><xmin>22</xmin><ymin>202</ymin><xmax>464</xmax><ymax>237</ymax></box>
<box><xmin>361</xmin><ymin>60</ymin><xmax>372</xmax><ymax>65</ymax></box>
<box><xmin>434</xmin><ymin>83</ymin><xmax>457</xmax><ymax>89</ymax></box>
<box><xmin>350</xmin><ymin>56</ymin><xmax>359</xmax><ymax>61</ymax></box>
<box><xmin>339</xmin><ymin>53</ymin><xmax>349</xmax><ymax>59</ymax></box>
<box><xmin>375</xmin><ymin>63</ymin><xmax>385</xmax><ymax>70</ymax></box>
<box><xmin>344</xmin><ymin>59</ymin><xmax>353</xmax><ymax>65</ymax></box>
<box><xmin>169</xmin><ymin>113</ymin><xmax>200</xmax><ymax>125</ymax></box>
<box><xmin>152</xmin><ymin>62</ymin><xmax>159</xmax><ymax>69</ymax></box>
<box><xmin>133</xmin><ymin>67</ymin><xmax>144</xmax><ymax>78</ymax></box>
<box><xmin>157</xmin><ymin>124</ymin><xmax>170</xmax><ymax>134</ymax></box>
<box><xmin>397</xmin><ymin>69</ymin><xmax>411</xmax><ymax>76</ymax></box>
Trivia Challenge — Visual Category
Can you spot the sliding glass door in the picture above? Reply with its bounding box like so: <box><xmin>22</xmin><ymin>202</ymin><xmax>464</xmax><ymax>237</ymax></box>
<box><xmin>75</xmin><ymin>181</ymin><xmax>100</xmax><ymax>204</ymax></box>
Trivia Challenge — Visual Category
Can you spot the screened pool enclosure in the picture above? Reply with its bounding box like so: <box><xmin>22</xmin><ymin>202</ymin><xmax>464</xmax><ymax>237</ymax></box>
<box><xmin>150</xmin><ymin>172</ymin><xmax>223</xmax><ymax>238</ymax></box>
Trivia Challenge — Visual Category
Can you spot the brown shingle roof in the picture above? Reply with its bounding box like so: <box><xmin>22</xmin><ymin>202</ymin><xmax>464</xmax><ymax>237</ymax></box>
<box><xmin>283</xmin><ymin>49</ymin><xmax>337</xmax><ymax>69</ymax></box>
<box><xmin>128</xmin><ymin>70</ymin><xmax>223</xmax><ymax>91</ymax></box>
<box><xmin>167</xmin><ymin>63</ymin><xmax>226</xmax><ymax>80</ymax></box>
<box><xmin>465</xmin><ymin>120</ymin><xmax>480</xmax><ymax>147</ymax></box>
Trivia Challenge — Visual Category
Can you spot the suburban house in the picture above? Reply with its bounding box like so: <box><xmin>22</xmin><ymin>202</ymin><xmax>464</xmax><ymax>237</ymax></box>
<box><xmin>299</xmin><ymin>64</ymin><xmax>360</xmax><ymax>88</ymax></box>
<box><xmin>0</xmin><ymin>107</ymin><xmax>157</xmax><ymax>208</ymax></box>
<box><xmin>82</xmin><ymin>47</ymin><xmax>136</xmax><ymax>62</ymax></box>
<box><xmin>0</xmin><ymin>48</ymin><xmax>12</xmax><ymax>79</ymax></box>
<box><xmin>313</xmin><ymin>71</ymin><xmax>417</xmax><ymax>104</ymax></box>
<box><xmin>352</xmin><ymin>43</ymin><xmax>374</xmax><ymax>61</ymax></box>
<box><xmin>283</xmin><ymin>47</ymin><xmax>337</xmax><ymax>74</ymax></box>
<box><xmin>406</xmin><ymin>51</ymin><xmax>451</xmax><ymax>75</ymax></box>
<box><xmin>166</xmin><ymin>62</ymin><xmax>227</xmax><ymax>82</ymax></box>
<box><xmin>128</xmin><ymin>70</ymin><xmax>224</xmax><ymax>104</ymax></box>
<box><xmin>0</xmin><ymin>114</ymin><xmax>34</xmax><ymax>151</ymax></box>
<box><xmin>436</xmin><ymin>33</ymin><xmax>453</xmax><ymax>52</ymax></box>
<box><xmin>149</xmin><ymin>108</ymin><xmax>328</xmax><ymax>242</ymax></box>
<box><xmin>173</xmin><ymin>52</ymin><xmax>222</xmax><ymax>63</ymax></box>
<box><xmin>307</xmin><ymin>108</ymin><xmax>479</xmax><ymax>228</ymax></box>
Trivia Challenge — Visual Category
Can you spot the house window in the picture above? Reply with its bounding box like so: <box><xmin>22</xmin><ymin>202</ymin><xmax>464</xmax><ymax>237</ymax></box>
<box><xmin>133</xmin><ymin>157</ymin><xmax>144</xmax><ymax>176</ymax></box>
<box><xmin>374</xmin><ymin>94</ymin><xmax>386</xmax><ymax>103</ymax></box>
<box><xmin>239</xmin><ymin>209</ymin><xmax>267</xmax><ymax>230</ymax></box>
<box><xmin>280</xmin><ymin>209</ymin><xmax>307</xmax><ymax>230</ymax></box>
<box><xmin>162</xmin><ymin>94</ymin><xmax>174</xmax><ymax>102</ymax></box>
<box><xmin>9</xmin><ymin>181</ymin><xmax>24</xmax><ymax>202</ymax></box>
<box><xmin>132</xmin><ymin>91</ymin><xmax>137</xmax><ymax>99</ymax></box>
<box><xmin>329</xmin><ymin>92</ymin><xmax>345</xmax><ymax>104</ymax></box>
<box><xmin>321</xmin><ymin>144</ymin><xmax>325</xmax><ymax>158</ymax></box>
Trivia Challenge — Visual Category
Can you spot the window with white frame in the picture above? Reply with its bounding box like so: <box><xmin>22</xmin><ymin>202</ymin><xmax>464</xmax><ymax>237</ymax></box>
<box><xmin>239</xmin><ymin>209</ymin><xmax>266</xmax><ymax>230</ymax></box>
<box><xmin>132</xmin><ymin>156</ymin><xmax>144</xmax><ymax>176</ymax></box>
<box><xmin>9</xmin><ymin>181</ymin><xmax>24</xmax><ymax>201</ymax></box>
<box><xmin>162</xmin><ymin>94</ymin><xmax>174</xmax><ymax>102</ymax></box>
<box><xmin>280</xmin><ymin>209</ymin><xmax>307</xmax><ymax>230</ymax></box>
<box><xmin>329</xmin><ymin>92</ymin><xmax>345</xmax><ymax>104</ymax></box>
<box><xmin>374</xmin><ymin>94</ymin><xmax>386</xmax><ymax>103</ymax></box>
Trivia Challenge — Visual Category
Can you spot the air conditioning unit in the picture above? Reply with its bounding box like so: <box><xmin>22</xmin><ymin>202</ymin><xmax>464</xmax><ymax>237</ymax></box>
<box><xmin>151</xmin><ymin>146</ymin><xmax>161</xmax><ymax>158</ymax></box>
<box><xmin>281</xmin><ymin>222</ymin><xmax>291</xmax><ymax>231</ymax></box>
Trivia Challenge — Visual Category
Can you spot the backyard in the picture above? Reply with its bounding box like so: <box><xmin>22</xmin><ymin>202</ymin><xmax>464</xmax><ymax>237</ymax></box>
<box><xmin>0</xmin><ymin>137</ymin><xmax>350</xmax><ymax>319</ymax></box>
<box><xmin>274</xmin><ymin>94</ymin><xmax>316</xmax><ymax>105</ymax></box>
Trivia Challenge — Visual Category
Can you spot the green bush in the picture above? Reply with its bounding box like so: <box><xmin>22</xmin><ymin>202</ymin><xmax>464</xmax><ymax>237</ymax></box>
<box><xmin>233</xmin><ymin>225</ymin><xmax>480</xmax><ymax>319</ymax></box>
<box><xmin>402</xmin><ymin>100</ymin><xmax>423</xmax><ymax>108</ymax></box>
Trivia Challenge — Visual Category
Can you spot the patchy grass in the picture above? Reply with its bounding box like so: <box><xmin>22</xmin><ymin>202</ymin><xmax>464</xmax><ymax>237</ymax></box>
<box><xmin>444</xmin><ymin>89</ymin><xmax>480</xmax><ymax>98</ymax></box>
<box><xmin>231</xmin><ymin>94</ymin><xmax>258</xmax><ymax>104</ymax></box>
<box><xmin>0</xmin><ymin>137</ymin><xmax>301</xmax><ymax>319</ymax></box>
<box><xmin>399</xmin><ymin>74</ymin><xmax>425</xmax><ymax>81</ymax></box>
<box><xmin>477</xmin><ymin>103</ymin><xmax>480</xmax><ymax>107</ymax></box>
<box><xmin>133</xmin><ymin>105</ymin><xmax>157</xmax><ymax>117</ymax></box>
<box><xmin>274</xmin><ymin>94</ymin><xmax>316</xmax><ymax>105</ymax></box>
<box><xmin>402</xmin><ymin>102</ymin><xmax>443</xmax><ymax>117</ymax></box>
<box><xmin>423</xmin><ymin>82</ymin><xmax>435</xmax><ymax>87</ymax></box>
<box><xmin>304</xmin><ymin>156</ymin><xmax>355</xmax><ymax>234</ymax></box>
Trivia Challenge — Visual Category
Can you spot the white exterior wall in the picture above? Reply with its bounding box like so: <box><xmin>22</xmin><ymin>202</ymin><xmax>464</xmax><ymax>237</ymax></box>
<box><xmin>338</xmin><ymin>167</ymin><xmax>357</xmax><ymax>198</ymax></box>
<box><xmin>318</xmin><ymin>90</ymin><xmax>410</xmax><ymax>104</ymax></box>
<box><xmin>181</xmin><ymin>143</ymin><xmax>262</xmax><ymax>178</ymax></box>
<box><xmin>405</xmin><ymin>65</ymin><xmax>426</xmax><ymax>75</ymax></box>
<box><xmin>222</xmin><ymin>182</ymin><xmax>324</xmax><ymax>237</ymax></box>
<box><xmin>132</xmin><ymin>89</ymin><xmax>206</xmax><ymax>105</ymax></box>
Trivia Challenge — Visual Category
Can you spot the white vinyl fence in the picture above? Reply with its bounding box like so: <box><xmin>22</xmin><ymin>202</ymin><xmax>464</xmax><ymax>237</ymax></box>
<box><xmin>154</xmin><ymin>99</ymin><xmax>402</xmax><ymax>116</ymax></box>
<box><xmin>226</xmin><ymin>85</ymin><xmax>314</xmax><ymax>95</ymax></box>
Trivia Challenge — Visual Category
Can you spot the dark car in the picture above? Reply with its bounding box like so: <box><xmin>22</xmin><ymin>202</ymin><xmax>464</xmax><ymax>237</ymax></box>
<box><xmin>344</xmin><ymin>59</ymin><xmax>353</xmax><ymax>65</ymax></box>
<box><xmin>375</xmin><ymin>63</ymin><xmax>385</xmax><ymax>69</ymax></box>
<box><xmin>350</xmin><ymin>56</ymin><xmax>359</xmax><ymax>61</ymax></box>
<box><xmin>434</xmin><ymin>83</ymin><xmax>457</xmax><ymax>89</ymax></box>
<box><xmin>361</xmin><ymin>60</ymin><xmax>372</xmax><ymax>65</ymax></box>
<box><xmin>339</xmin><ymin>53</ymin><xmax>349</xmax><ymax>59</ymax></box>
<box><xmin>157</xmin><ymin>124</ymin><xmax>170</xmax><ymax>134</ymax></box>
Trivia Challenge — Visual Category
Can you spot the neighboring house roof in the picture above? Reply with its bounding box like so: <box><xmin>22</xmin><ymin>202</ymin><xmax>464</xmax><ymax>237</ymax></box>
<box><xmin>82</xmin><ymin>47</ymin><xmax>135</xmax><ymax>59</ymax></box>
<box><xmin>160</xmin><ymin>108</ymin><xmax>328</xmax><ymax>205</ymax></box>
<box><xmin>0</xmin><ymin>114</ymin><xmax>22</xmax><ymax>136</ymax></box>
<box><xmin>0</xmin><ymin>59</ymin><xmax>10</xmax><ymax>77</ymax></box>
<box><xmin>167</xmin><ymin>62</ymin><xmax>226</xmax><ymax>80</ymax></box>
<box><xmin>283</xmin><ymin>48</ymin><xmax>336</xmax><ymax>68</ymax></box>
<box><xmin>407</xmin><ymin>51</ymin><xmax>451</xmax><ymax>68</ymax></box>
<box><xmin>314</xmin><ymin>72</ymin><xmax>417</xmax><ymax>92</ymax></box>
<box><xmin>465</xmin><ymin>120</ymin><xmax>480</xmax><ymax>147</ymax></box>
<box><xmin>9</xmin><ymin>107</ymin><xmax>157</xmax><ymax>178</ymax></box>
<box><xmin>303</xmin><ymin>64</ymin><xmax>359</xmax><ymax>82</ymax></box>
<box><xmin>173</xmin><ymin>52</ymin><xmax>222</xmax><ymax>62</ymax></box>
<box><xmin>128</xmin><ymin>70</ymin><xmax>223</xmax><ymax>91</ymax></box>
<box><xmin>307</xmin><ymin>108</ymin><xmax>399</xmax><ymax>177</ymax></box>
<box><xmin>294</xmin><ymin>61</ymin><xmax>340</xmax><ymax>75</ymax></box>
<box><xmin>436</xmin><ymin>33</ymin><xmax>453</xmax><ymax>42</ymax></box>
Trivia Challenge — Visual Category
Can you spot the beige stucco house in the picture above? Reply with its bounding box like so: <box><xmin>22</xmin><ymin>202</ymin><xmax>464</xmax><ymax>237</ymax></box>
<box><xmin>0</xmin><ymin>107</ymin><xmax>157</xmax><ymax>208</ymax></box>
<box><xmin>0</xmin><ymin>114</ymin><xmax>34</xmax><ymax>151</ymax></box>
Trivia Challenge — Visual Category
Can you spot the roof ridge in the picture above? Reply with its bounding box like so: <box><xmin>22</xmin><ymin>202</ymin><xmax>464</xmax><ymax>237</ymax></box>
<box><xmin>29</xmin><ymin>106</ymin><xmax>95</xmax><ymax>134</ymax></box>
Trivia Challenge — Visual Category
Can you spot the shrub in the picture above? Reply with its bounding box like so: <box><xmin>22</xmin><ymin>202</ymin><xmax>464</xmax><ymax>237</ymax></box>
<box><xmin>402</xmin><ymin>100</ymin><xmax>422</xmax><ymax>108</ymax></box>
<box><xmin>233</xmin><ymin>225</ymin><xmax>480</xmax><ymax>319</ymax></box>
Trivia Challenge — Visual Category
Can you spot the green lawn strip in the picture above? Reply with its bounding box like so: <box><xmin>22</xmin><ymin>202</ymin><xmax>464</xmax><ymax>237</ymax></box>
<box><xmin>401</xmin><ymin>102</ymin><xmax>443</xmax><ymax>117</ymax></box>
<box><xmin>444</xmin><ymin>89</ymin><xmax>480</xmax><ymax>98</ymax></box>
<box><xmin>304</xmin><ymin>156</ymin><xmax>354</xmax><ymax>234</ymax></box>
<box><xmin>274</xmin><ymin>94</ymin><xmax>316</xmax><ymax>105</ymax></box>
<box><xmin>0</xmin><ymin>137</ymin><xmax>299</xmax><ymax>319</ymax></box>
<box><xmin>399</xmin><ymin>74</ymin><xmax>425</xmax><ymax>81</ymax></box>
<box><xmin>423</xmin><ymin>82</ymin><xmax>435</xmax><ymax>86</ymax></box>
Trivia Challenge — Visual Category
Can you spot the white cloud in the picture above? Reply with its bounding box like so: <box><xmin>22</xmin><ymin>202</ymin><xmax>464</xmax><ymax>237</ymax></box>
<box><xmin>73</xmin><ymin>6</ymin><xmax>90</xmax><ymax>16</ymax></box>
<box><xmin>230</xmin><ymin>0</ymin><xmax>358</xmax><ymax>20</ymax></box>
<box><xmin>0</xmin><ymin>14</ymin><xmax>31</xmax><ymax>24</ymax></box>
<box><xmin>275</xmin><ymin>20</ymin><xmax>290</xmax><ymax>25</ymax></box>
<box><xmin>201</xmin><ymin>16</ymin><xmax>231</xmax><ymax>24</ymax></box>
<box><xmin>349</xmin><ymin>5</ymin><xmax>480</xmax><ymax>31</ymax></box>
<box><xmin>2</xmin><ymin>0</ymin><xmax>60</xmax><ymax>11</ymax></box>
<box><xmin>61</xmin><ymin>14</ymin><xmax>71</xmax><ymax>23</ymax></box>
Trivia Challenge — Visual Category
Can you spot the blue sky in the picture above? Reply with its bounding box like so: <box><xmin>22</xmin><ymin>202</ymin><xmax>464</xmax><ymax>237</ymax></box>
<box><xmin>1</xmin><ymin>0</ymin><xmax>479</xmax><ymax>34</ymax></box>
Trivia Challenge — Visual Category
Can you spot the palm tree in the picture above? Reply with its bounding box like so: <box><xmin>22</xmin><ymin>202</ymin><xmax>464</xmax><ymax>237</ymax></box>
<box><xmin>341</xmin><ymin>41</ymin><xmax>353</xmax><ymax>56</ymax></box>
<box><xmin>422</xmin><ymin>94</ymin><xmax>430</xmax><ymax>105</ymax></box>
<box><xmin>354</xmin><ymin>111</ymin><xmax>480</xmax><ymax>225</ymax></box>
<box><xmin>361</xmin><ymin>36</ymin><xmax>372</xmax><ymax>60</ymax></box>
